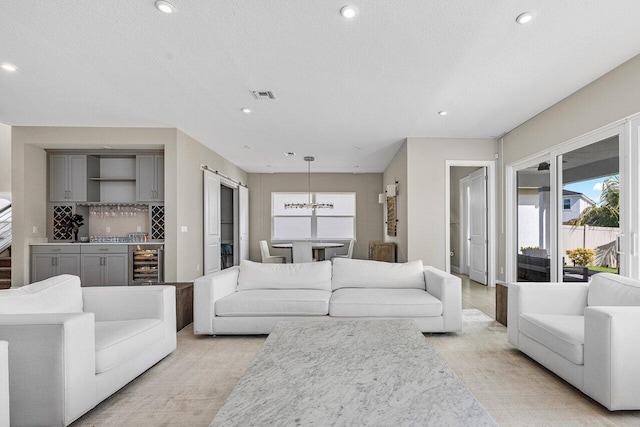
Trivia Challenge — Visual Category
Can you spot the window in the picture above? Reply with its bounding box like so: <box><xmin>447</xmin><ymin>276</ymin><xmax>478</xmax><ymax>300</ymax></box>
<box><xmin>272</xmin><ymin>192</ymin><xmax>356</xmax><ymax>240</ymax></box>
<box><xmin>563</xmin><ymin>198</ymin><xmax>571</xmax><ymax>209</ymax></box>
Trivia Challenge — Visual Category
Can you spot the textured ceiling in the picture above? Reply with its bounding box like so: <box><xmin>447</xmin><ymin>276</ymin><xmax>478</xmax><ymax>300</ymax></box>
<box><xmin>1</xmin><ymin>1</ymin><xmax>640</xmax><ymax>173</ymax></box>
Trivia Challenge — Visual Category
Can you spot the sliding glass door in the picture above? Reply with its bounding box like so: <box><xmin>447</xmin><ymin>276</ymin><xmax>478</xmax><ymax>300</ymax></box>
<box><xmin>510</xmin><ymin>124</ymin><xmax>630</xmax><ymax>282</ymax></box>
<box><xmin>559</xmin><ymin>136</ymin><xmax>620</xmax><ymax>282</ymax></box>
<box><xmin>516</xmin><ymin>162</ymin><xmax>552</xmax><ymax>282</ymax></box>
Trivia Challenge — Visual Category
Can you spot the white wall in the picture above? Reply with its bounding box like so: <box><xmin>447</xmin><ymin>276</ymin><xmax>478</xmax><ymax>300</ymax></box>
<box><xmin>406</xmin><ymin>138</ymin><xmax>495</xmax><ymax>270</ymax></box>
<box><xmin>497</xmin><ymin>53</ymin><xmax>640</xmax><ymax>281</ymax></box>
<box><xmin>248</xmin><ymin>173</ymin><xmax>383</xmax><ymax>262</ymax></box>
<box><xmin>383</xmin><ymin>142</ymin><xmax>408</xmax><ymax>262</ymax></box>
<box><xmin>0</xmin><ymin>124</ymin><xmax>10</xmax><ymax>195</ymax></box>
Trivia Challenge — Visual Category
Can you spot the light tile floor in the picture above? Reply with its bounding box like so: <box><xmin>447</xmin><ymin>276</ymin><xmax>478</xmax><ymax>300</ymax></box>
<box><xmin>72</xmin><ymin>277</ymin><xmax>640</xmax><ymax>426</ymax></box>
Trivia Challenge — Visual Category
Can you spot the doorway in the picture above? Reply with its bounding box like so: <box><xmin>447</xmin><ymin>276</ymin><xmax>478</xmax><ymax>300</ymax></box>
<box><xmin>446</xmin><ymin>161</ymin><xmax>496</xmax><ymax>287</ymax></box>
<box><xmin>203</xmin><ymin>168</ymin><xmax>249</xmax><ymax>274</ymax></box>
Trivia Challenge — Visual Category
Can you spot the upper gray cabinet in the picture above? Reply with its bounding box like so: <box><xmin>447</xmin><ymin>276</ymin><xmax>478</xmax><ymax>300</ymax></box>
<box><xmin>50</xmin><ymin>155</ymin><xmax>89</xmax><ymax>201</ymax></box>
<box><xmin>136</xmin><ymin>155</ymin><xmax>164</xmax><ymax>202</ymax></box>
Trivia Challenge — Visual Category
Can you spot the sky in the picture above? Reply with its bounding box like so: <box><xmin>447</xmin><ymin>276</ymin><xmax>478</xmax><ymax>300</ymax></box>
<box><xmin>564</xmin><ymin>176</ymin><xmax>616</xmax><ymax>205</ymax></box>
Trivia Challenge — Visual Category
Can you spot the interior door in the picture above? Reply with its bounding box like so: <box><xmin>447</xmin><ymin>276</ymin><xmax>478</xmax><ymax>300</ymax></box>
<box><xmin>239</xmin><ymin>185</ymin><xmax>249</xmax><ymax>262</ymax></box>
<box><xmin>204</xmin><ymin>170</ymin><xmax>221</xmax><ymax>274</ymax></box>
<box><xmin>469</xmin><ymin>168</ymin><xmax>488</xmax><ymax>284</ymax></box>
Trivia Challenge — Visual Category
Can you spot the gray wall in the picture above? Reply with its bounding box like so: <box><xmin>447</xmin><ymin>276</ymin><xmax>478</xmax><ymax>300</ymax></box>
<box><xmin>406</xmin><ymin>138</ymin><xmax>496</xmax><ymax>270</ymax></box>
<box><xmin>10</xmin><ymin>126</ymin><xmax>246</xmax><ymax>285</ymax></box>
<box><xmin>0</xmin><ymin>124</ymin><xmax>10</xmax><ymax>195</ymax></box>
<box><xmin>496</xmin><ymin>53</ymin><xmax>640</xmax><ymax>281</ymax></box>
<box><xmin>383</xmin><ymin>142</ymin><xmax>408</xmax><ymax>262</ymax></box>
<box><xmin>248</xmin><ymin>173</ymin><xmax>383</xmax><ymax>262</ymax></box>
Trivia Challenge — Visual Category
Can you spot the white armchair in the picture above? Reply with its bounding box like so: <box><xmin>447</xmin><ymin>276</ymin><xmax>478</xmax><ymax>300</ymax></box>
<box><xmin>0</xmin><ymin>275</ymin><xmax>176</xmax><ymax>426</ymax></box>
<box><xmin>508</xmin><ymin>273</ymin><xmax>640</xmax><ymax>410</ymax></box>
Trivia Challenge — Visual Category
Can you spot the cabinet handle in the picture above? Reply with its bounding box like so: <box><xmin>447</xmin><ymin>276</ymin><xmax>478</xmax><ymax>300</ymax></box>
<box><xmin>98</xmin><ymin>248</ymin><xmax>108</xmax><ymax>251</ymax></box>
<box><xmin>100</xmin><ymin>257</ymin><xmax>105</xmax><ymax>266</ymax></box>
<box><xmin>51</xmin><ymin>248</ymin><xmax>61</xmax><ymax>252</ymax></box>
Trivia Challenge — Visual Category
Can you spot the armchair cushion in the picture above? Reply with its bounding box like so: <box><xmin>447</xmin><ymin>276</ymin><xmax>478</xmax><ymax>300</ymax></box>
<box><xmin>519</xmin><ymin>314</ymin><xmax>584</xmax><ymax>365</ymax></box>
<box><xmin>588</xmin><ymin>273</ymin><xmax>640</xmax><ymax>307</ymax></box>
<box><xmin>332</xmin><ymin>259</ymin><xmax>425</xmax><ymax>290</ymax></box>
<box><xmin>215</xmin><ymin>290</ymin><xmax>332</xmax><ymax>316</ymax></box>
<box><xmin>94</xmin><ymin>319</ymin><xmax>163</xmax><ymax>374</ymax></box>
<box><xmin>329</xmin><ymin>289</ymin><xmax>442</xmax><ymax>317</ymax></box>
<box><xmin>237</xmin><ymin>260</ymin><xmax>332</xmax><ymax>291</ymax></box>
<box><xmin>0</xmin><ymin>275</ymin><xmax>82</xmax><ymax>314</ymax></box>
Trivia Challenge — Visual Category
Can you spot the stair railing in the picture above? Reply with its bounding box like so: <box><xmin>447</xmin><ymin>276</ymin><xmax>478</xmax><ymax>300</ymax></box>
<box><xmin>0</xmin><ymin>203</ymin><xmax>11</xmax><ymax>254</ymax></box>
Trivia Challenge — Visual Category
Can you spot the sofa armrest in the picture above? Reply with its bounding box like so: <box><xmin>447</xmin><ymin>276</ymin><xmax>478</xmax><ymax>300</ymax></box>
<box><xmin>0</xmin><ymin>341</ymin><xmax>8</xmax><ymax>427</ymax></box>
<box><xmin>507</xmin><ymin>282</ymin><xmax>588</xmax><ymax>347</ymax></box>
<box><xmin>0</xmin><ymin>313</ymin><xmax>96</xmax><ymax>426</ymax></box>
<box><xmin>83</xmin><ymin>285</ymin><xmax>176</xmax><ymax>323</ymax></box>
<box><xmin>424</xmin><ymin>267</ymin><xmax>462</xmax><ymax>332</ymax></box>
<box><xmin>583</xmin><ymin>306</ymin><xmax>640</xmax><ymax>410</ymax></box>
<box><xmin>194</xmin><ymin>268</ymin><xmax>239</xmax><ymax>335</ymax></box>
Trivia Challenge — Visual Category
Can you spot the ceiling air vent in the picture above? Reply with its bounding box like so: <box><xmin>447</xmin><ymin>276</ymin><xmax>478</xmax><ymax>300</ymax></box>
<box><xmin>251</xmin><ymin>90</ymin><xmax>276</xmax><ymax>100</ymax></box>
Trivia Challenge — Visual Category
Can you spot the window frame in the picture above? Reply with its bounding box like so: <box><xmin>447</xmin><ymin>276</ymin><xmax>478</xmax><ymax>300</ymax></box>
<box><xmin>271</xmin><ymin>192</ymin><xmax>356</xmax><ymax>241</ymax></box>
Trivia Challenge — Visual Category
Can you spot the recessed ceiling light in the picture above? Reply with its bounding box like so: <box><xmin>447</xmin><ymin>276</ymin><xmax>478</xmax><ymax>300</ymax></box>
<box><xmin>241</xmin><ymin>108</ymin><xmax>252</xmax><ymax>113</ymax></box>
<box><xmin>438</xmin><ymin>111</ymin><xmax>448</xmax><ymax>116</ymax></box>
<box><xmin>516</xmin><ymin>12</ymin><xmax>534</xmax><ymax>24</ymax></box>
<box><xmin>155</xmin><ymin>0</ymin><xmax>175</xmax><ymax>14</ymax></box>
<box><xmin>285</xmin><ymin>152</ymin><xmax>296</xmax><ymax>157</ymax></box>
<box><xmin>243</xmin><ymin>145</ymin><xmax>252</xmax><ymax>149</ymax></box>
<box><xmin>266</xmin><ymin>165</ymin><xmax>272</xmax><ymax>168</ymax></box>
<box><xmin>340</xmin><ymin>5</ymin><xmax>358</xmax><ymax>19</ymax></box>
<box><xmin>355</xmin><ymin>146</ymin><xmax>363</xmax><ymax>150</ymax></box>
<box><xmin>0</xmin><ymin>63</ymin><xmax>17</xmax><ymax>72</ymax></box>
<box><xmin>354</xmin><ymin>165</ymin><xmax>360</xmax><ymax>168</ymax></box>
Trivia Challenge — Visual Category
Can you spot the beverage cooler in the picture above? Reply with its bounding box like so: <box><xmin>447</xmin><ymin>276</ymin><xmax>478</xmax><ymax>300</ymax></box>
<box><xmin>129</xmin><ymin>245</ymin><xmax>164</xmax><ymax>285</ymax></box>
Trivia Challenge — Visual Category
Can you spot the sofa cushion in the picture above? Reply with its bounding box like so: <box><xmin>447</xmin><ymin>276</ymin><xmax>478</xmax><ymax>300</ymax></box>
<box><xmin>0</xmin><ymin>274</ymin><xmax>83</xmax><ymax>314</ymax></box>
<box><xmin>519</xmin><ymin>314</ymin><xmax>584</xmax><ymax>365</ymax></box>
<box><xmin>588</xmin><ymin>273</ymin><xmax>640</xmax><ymax>307</ymax></box>
<box><xmin>94</xmin><ymin>318</ymin><xmax>164</xmax><ymax>374</ymax></box>
<box><xmin>329</xmin><ymin>288</ymin><xmax>442</xmax><ymax>317</ymax></box>
<box><xmin>215</xmin><ymin>290</ymin><xmax>331</xmax><ymax>316</ymax></box>
<box><xmin>332</xmin><ymin>259</ymin><xmax>425</xmax><ymax>290</ymax></box>
<box><xmin>237</xmin><ymin>260</ymin><xmax>332</xmax><ymax>291</ymax></box>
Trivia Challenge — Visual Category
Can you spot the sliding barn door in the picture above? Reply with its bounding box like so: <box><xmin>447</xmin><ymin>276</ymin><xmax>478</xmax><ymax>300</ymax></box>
<box><xmin>204</xmin><ymin>170</ymin><xmax>221</xmax><ymax>274</ymax></box>
<box><xmin>239</xmin><ymin>185</ymin><xmax>249</xmax><ymax>262</ymax></box>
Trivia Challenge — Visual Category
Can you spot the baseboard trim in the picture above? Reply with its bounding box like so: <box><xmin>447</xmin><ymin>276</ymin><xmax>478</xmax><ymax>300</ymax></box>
<box><xmin>451</xmin><ymin>265</ymin><xmax>461</xmax><ymax>274</ymax></box>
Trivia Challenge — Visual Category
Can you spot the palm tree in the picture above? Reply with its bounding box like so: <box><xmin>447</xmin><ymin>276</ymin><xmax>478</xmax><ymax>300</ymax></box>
<box><xmin>565</xmin><ymin>176</ymin><xmax>619</xmax><ymax>268</ymax></box>
<box><xmin>565</xmin><ymin>176</ymin><xmax>619</xmax><ymax>227</ymax></box>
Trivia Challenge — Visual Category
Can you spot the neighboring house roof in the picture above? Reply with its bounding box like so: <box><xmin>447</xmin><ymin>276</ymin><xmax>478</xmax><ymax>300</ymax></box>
<box><xmin>562</xmin><ymin>190</ymin><xmax>596</xmax><ymax>206</ymax></box>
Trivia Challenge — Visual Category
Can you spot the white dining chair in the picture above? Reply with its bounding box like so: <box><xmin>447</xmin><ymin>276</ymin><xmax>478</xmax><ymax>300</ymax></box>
<box><xmin>260</xmin><ymin>240</ymin><xmax>286</xmax><ymax>264</ymax></box>
<box><xmin>331</xmin><ymin>240</ymin><xmax>354</xmax><ymax>260</ymax></box>
<box><xmin>292</xmin><ymin>241</ymin><xmax>313</xmax><ymax>263</ymax></box>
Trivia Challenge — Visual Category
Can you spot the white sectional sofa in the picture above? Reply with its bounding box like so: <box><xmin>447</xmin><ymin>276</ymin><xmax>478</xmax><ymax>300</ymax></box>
<box><xmin>508</xmin><ymin>273</ymin><xmax>640</xmax><ymax>410</ymax></box>
<box><xmin>194</xmin><ymin>258</ymin><xmax>462</xmax><ymax>335</ymax></box>
<box><xmin>0</xmin><ymin>275</ymin><xmax>176</xmax><ymax>426</ymax></box>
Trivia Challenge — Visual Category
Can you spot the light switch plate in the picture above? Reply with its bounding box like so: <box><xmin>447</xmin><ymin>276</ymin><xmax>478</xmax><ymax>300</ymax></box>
<box><xmin>106</xmin><ymin>227</ymin><xmax>111</xmax><ymax>233</ymax></box>
<box><xmin>181</xmin><ymin>226</ymin><xmax>188</xmax><ymax>233</ymax></box>
<box><xmin>137</xmin><ymin>226</ymin><xmax>142</xmax><ymax>232</ymax></box>
<box><xmin>32</xmin><ymin>226</ymin><xmax>37</xmax><ymax>234</ymax></box>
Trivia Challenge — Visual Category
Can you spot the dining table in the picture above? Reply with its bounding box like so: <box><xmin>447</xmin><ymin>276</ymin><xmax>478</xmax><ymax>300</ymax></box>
<box><xmin>271</xmin><ymin>242</ymin><xmax>344</xmax><ymax>262</ymax></box>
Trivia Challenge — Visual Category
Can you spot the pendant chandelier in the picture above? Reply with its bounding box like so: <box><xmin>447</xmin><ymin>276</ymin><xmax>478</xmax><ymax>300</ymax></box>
<box><xmin>284</xmin><ymin>156</ymin><xmax>334</xmax><ymax>210</ymax></box>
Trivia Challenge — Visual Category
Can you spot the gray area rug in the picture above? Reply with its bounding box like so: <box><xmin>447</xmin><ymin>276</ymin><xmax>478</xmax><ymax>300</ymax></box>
<box><xmin>211</xmin><ymin>319</ymin><xmax>497</xmax><ymax>426</ymax></box>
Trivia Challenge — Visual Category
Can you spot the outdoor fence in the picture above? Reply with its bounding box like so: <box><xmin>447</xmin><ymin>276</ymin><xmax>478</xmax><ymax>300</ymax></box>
<box><xmin>562</xmin><ymin>225</ymin><xmax>619</xmax><ymax>254</ymax></box>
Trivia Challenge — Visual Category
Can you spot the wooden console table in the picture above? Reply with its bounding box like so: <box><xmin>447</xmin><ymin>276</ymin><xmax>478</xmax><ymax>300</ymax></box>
<box><xmin>496</xmin><ymin>282</ymin><xmax>508</xmax><ymax>326</ymax></box>
<box><xmin>155</xmin><ymin>282</ymin><xmax>193</xmax><ymax>331</ymax></box>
